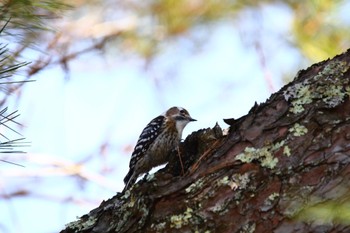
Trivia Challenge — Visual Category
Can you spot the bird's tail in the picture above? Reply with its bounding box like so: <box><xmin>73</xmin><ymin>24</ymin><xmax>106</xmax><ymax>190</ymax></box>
<box><xmin>123</xmin><ymin>169</ymin><xmax>136</xmax><ymax>192</ymax></box>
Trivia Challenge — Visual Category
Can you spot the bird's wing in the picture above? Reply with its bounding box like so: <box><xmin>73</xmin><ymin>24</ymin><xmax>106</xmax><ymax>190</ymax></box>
<box><xmin>128</xmin><ymin>115</ymin><xmax>165</xmax><ymax>168</ymax></box>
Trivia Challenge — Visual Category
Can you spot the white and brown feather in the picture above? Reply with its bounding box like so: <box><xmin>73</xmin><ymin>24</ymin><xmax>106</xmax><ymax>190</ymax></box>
<box><xmin>123</xmin><ymin>106</ymin><xmax>195</xmax><ymax>190</ymax></box>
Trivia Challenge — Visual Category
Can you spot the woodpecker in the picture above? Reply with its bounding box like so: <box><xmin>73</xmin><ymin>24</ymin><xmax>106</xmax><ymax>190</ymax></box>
<box><xmin>123</xmin><ymin>106</ymin><xmax>196</xmax><ymax>190</ymax></box>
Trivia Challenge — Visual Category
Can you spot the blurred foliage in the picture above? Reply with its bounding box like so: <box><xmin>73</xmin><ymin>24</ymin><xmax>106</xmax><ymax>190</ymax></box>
<box><xmin>0</xmin><ymin>0</ymin><xmax>70</xmax><ymax>76</ymax></box>
<box><xmin>0</xmin><ymin>0</ymin><xmax>70</xmax><ymax>158</ymax></box>
<box><xmin>290</xmin><ymin>0</ymin><xmax>350</xmax><ymax>61</ymax></box>
<box><xmin>43</xmin><ymin>0</ymin><xmax>349</xmax><ymax>65</ymax></box>
<box><xmin>1</xmin><ymin>0</ymin><xmax>348</xmax><ymax>72</ymax></box>
<box><xmin>297</xmin><ymin>200</ymin><xmax>350</xmax><ymax>225</ymax></box>
<box><xmin>150</xmin><ymin>0</ymin><xmax>240</xmax><ymax>35</ymax></box>
<box><xmin>0</xmin><ymin>0</ymin><xmax>70</xmax><ymax>95</ymax></box>
<box><xmin>0</xmin><ymin>21</ymin><xmax>31</xmax><ymax>158</ymax></box>
<box><xmin>0</xmin><ymin>0</ymin><xmax>70</xmax><ymax>42</ymax></box>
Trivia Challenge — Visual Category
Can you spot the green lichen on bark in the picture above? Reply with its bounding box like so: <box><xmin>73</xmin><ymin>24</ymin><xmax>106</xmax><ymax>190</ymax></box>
<box><xmin>65</xmin><ymin>215</ymin><xmax>97</xmax><ymax>232</ymax></box>
<box><xmin>289</xmin><ymin>123</ymin><xmax>308</xmax><ymax>137</ymax></box>
<box><xmin>235</xmin><ymin>140</ymin><xmax>286</xmax><ymax>169</ymax></box>
<box><xmin>284</xmin><ymin>60</ymin><xmax>350</xmax><ymax>113</ymax></box>
<box><xmin>170</xmin><ymin>207</ymin><xmax>193</xmax><ymax>229</ymax></box>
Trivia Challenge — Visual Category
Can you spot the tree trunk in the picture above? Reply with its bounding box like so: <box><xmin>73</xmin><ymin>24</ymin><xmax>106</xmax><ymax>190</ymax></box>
<box><xmin>61</xmin><ymin>49</ymin><xmax>350</xmax><ymax>233</ymax></box>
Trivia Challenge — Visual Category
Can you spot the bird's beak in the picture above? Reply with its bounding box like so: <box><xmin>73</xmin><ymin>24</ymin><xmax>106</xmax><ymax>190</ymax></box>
<box><xmin>189</xmin><ymin>117</ymin><xmax>197</xmax><ymax>122</ymax></box>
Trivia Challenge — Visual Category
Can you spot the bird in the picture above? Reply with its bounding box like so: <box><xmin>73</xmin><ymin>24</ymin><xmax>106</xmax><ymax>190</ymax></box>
<box><xmin>123</xmin><ymin>106</ymin><xmax>196</xmax><ymax>191</ymax></box>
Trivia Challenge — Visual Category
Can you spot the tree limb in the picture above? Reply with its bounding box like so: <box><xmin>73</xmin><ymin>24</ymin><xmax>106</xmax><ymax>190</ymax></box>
<box><xmin>61</xmin><ymin>48</ymin><xmax>350</xmax><ymax>233</ymax></box>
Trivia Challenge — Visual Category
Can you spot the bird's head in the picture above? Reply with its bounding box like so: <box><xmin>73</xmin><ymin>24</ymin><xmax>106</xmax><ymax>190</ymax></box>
<box><xmin>164</xmin><ymin>106</ymin><xmax>196</xmax><ymax>136</ymax></box>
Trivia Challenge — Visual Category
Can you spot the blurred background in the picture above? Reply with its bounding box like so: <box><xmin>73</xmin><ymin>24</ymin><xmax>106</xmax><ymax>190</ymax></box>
<box><xmin>0</xmin><ymin>0</ymin><xmax>349</xmax><ymax>232</ymax></box>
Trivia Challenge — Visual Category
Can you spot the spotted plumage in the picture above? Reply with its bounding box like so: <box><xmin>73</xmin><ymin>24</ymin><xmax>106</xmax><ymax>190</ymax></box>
<box><xmin>123</xmin><ymin>106</ymin><xmax>196</xmax><ymax>190</ymax></box>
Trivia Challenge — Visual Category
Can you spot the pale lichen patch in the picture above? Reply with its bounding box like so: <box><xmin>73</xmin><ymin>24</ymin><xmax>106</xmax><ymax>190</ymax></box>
<box><xmin>289</xmin><ymin>123</ymin><xmax>308</xmax><ymax>137</ymax></box>
<box><xmin>283</xmin><ymin>145</ymin><xmax>291</xmax><ymax>157</ymax></box>
<box><xmin>186</xmin><ymin>177</ymin><xmax>205</xmax><ymax>193</ymax></box>
<box><xmin>284</xmin><ymin>83</ymin><xmax>313</xmax><ymax>114</ymax></box>
<box><xmin>236</xmin><ymin>145</ymin><xmax>279</xmax><ymax>169</ymax></box>
<box><xmin>65</xmin><ymin>215</ymin><xmax>97</xmax><ymax>232</ymax></box>
<box><xmin>260</xmin><ymin>192</ymin><xmax>281</xmax><ymax>212</ymax></box>
<box><xmin>217</xmin><ymin>176</ymin><xmax>230</xmax><ymax>186</ymax></box>
<box><xmin>284</xmin><ymin>60</ymin><xmax>350</xmax><ymax>113</ymax></box>
<box><xmin>170</xmin><ymin>207</ymin><xmax>193</xmax><ymax>229</ymax></box>
<box><xmin>271</xmin><ymin>140</ymin><xmax>285</xmax><ymax>151</ymax></box>
<box><xmin>121</xmin><ymin>190</ymin><xmax>130</xmax><ymax>199</ymax></box>
<box><xmin>209</xmin><ymin>201</ymin><xmax>228</xmax><ymax>214</ymax></box>
<box><xmin>151</xmin><ymin>222</ymin><xmax>166</xmax><ymax>232</ymax></box>
<box><xmin>231</xmin><ymin>173</ymin><xmax>250</xmax><ymax>190</ymax></box>
<box><xmin>321</xmin><ymin>85</ymin><xmax>347</xmax><ymax>107</ymax></box>
<box><xmin>240</xmin><ymin>222</ymin><xmax>256</xmax><ymax>233</ymax></box>
<box><xmin>268</xmin><ymin>192</ymin><xmax>280</xmax><ymax>201</ymax></box>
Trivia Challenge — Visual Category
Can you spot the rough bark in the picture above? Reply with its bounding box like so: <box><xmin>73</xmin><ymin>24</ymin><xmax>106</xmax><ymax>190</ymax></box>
<box><xmin>61</xmin><ymin>49</ymin><xmax>350</xmax><ymax>233</ymax></box>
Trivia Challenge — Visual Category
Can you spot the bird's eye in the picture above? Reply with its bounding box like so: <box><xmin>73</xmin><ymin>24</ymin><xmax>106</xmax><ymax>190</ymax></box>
<box><xmin>180</xmin><ymin>109</ymin><xmax>186</xmax><ymax>115</ymax></box>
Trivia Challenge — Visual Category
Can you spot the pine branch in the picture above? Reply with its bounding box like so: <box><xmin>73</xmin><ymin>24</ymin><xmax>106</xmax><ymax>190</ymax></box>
<box><xmin>0</xmin><ymin>19</ymin><xmax>31</xmax><ymax>165</ymax></box>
